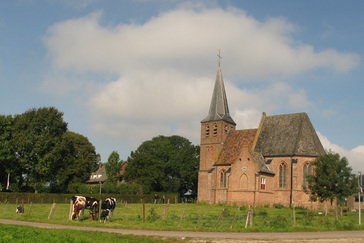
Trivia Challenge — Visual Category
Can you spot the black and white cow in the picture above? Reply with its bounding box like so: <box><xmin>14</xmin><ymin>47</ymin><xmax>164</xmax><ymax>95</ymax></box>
<box><xmin>16</xmin><ymin>206</ymin><xmax>23</xmax><ymax>214</ymax></box>
<box><xmin>100</xmin><ymin>197</ymin><xmax>116</xmax><ymax>223</ymax></box>
<box><xmin>85</xmin><ymin>197</ymin><xmax>100</xmax><ymax>220</ymax></box>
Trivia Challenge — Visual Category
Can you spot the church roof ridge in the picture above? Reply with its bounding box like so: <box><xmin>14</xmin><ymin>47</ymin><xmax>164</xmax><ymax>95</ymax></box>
<box><xmin>253</xmin><ymin>112</ymin><xmax>325</xmax><ymax>157</ymax></box>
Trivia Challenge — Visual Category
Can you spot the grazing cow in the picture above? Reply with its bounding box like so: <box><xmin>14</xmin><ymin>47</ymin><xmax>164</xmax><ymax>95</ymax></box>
<box><xmin>71</xmin><ymin>196</ymin><xmax>86</xmax><ymax>221</ymax></box>
<box><xmin>16</xmin><ymin>206</ymin><xmax>23</xmax><ymax>214</ymax></box>
<box><xmin>100</xmin><ymin>197</ymin><xmax>116</xmax><ymax>223</ymax></box>
<box><xmin>85</xmin><ymin>197</ymin><xmax>99</xmax><ymax>220</ymax></box>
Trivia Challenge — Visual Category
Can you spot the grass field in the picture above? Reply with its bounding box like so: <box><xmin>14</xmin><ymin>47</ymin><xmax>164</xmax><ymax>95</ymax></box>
<box><xmin>1</xmin><ymin>202</ymin><xmax>364</xmax><ymax>232</ymax></box>
<box><xmin>0</xmin><ymin>224</ymin><xmax>179</xmax><ymax>243</ymax></box>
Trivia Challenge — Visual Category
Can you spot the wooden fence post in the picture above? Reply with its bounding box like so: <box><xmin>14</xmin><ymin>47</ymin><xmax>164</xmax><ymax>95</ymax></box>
<box><xmin>293</xmin><ymin>204</ymin><xmax>296</xmax><ymax>225</ymax></box>
<box><xmin>28</xmin><ymin>202</ymin><xmax>32</xmax><ymax>215</ymax></box>
<box><xmin>245</xmin><ymin>210</ymin><xmax>250</xmax><ymax>228</ymax></box>
<box><xmin>48</xmin><ymin>203</ymin><xmax>56</xmax><ymax>220</ymax></box>
<box><xmin>249</xmin><ymin>209</ymin><xmax>254</xmax><ymax>227</ymax></box>
<box><xmin>230</xmin><ymin>207</ymin><xmax>240</xmax><ymax>229</ymax></box>
<box><xmin>69</xmin><ymin>199</ymin><xmax>73</xmax><ymax>220</ymax></box>
<box><xmin>162</xmin><ymin>205</ymin><xmax>166</xmax><ymax>220</ymax></box>
<box><xmin>143</xmin><ymin>200</ymin><xmax>145</xmax><ymax>223</ymax></box>
<box><xmin>3</xmin><ymin>201</ymin><xmax>8</xmax><ymax>215</ymax></box>
<box><xmin>178</xmin><ymin>204</ymin><xmax>187</xmax><ymax>227</ymax></box>
<box><xmin>194</xmin><ymin>210</ymin><xmax>204</xmax><ymax>229</ymax></box>
<box><xmin>214</xmin><ymin>208</ymin><xmax>225</xmax><ymax>228</ymax></box>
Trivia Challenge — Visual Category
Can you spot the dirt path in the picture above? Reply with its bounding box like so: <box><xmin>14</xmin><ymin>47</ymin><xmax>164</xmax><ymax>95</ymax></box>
<box><xmin>1</xmin><ymin>218</ymin><xmax>364</xmax><ymax>242</ymax></box>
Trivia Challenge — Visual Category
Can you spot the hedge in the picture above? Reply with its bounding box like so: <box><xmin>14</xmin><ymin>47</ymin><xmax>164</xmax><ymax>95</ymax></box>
<box><xmin>0</xmin><ymin>192</ymin><xmax>179</xmax><ymax>204</ymax></box>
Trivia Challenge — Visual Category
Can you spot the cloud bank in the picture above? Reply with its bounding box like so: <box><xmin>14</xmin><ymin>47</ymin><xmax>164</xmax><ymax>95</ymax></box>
<box><xmin>41</xmin><ymin>5</ymin><xmax>361</xmax><ymax>163</ymax></box>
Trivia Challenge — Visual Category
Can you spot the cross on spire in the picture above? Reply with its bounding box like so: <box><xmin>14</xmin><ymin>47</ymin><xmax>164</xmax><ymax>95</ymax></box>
<box><xmin>217</xmin><ymin>49</ymin><xmax>222</xmax><ymax>66</ymax></box>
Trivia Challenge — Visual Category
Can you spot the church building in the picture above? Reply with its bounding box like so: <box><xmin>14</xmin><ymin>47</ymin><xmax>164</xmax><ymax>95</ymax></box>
<box><xmin>197</xmin><ymin>62</ymin><xmax>327</xmax><ymax>208</ymax></box>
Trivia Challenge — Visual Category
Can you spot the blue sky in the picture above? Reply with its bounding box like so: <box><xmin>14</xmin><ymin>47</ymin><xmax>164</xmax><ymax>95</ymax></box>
<box><xmin>1</xmin><ymin>0</ymin><xmax>363</xmax><ymax>171</ymax></box>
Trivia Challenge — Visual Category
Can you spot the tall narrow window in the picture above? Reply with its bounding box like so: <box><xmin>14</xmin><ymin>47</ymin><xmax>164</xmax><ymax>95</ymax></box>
<box><xmin>213</xmin><ymin>124</ymin><xmax>218</xmax><ymax>136</ymax></box>
<box><xmin>261</xmin><ymin>177</ymin><xmax>266</xmax><ymax>190</ymax></box>
<box><xmin>279</xmin><ymin>163</ymin><xmax>287</xmax><ymax>188</ymax></box>
<box><xmin>220</xmin><ymin>170</ymin><xmax>227</xmax><ymax>188</ymax></box>
<box><xmin>303</xmin><ymin>163</ymin><xmax>312</xmax><ymax>189</ymax></box>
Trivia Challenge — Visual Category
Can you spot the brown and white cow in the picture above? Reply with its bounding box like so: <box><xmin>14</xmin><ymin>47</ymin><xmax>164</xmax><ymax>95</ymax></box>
<box><xmin>71</xmin><ymin>196</ymin><xmax>86</xmax><ymax>221</ymax></box>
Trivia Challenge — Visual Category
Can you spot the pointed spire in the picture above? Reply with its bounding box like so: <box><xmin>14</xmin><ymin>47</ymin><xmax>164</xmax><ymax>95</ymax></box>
<box><xmin>201</xmin><ymin>51</ymin><xmax>236</xmax><ymax>125</ymax></box>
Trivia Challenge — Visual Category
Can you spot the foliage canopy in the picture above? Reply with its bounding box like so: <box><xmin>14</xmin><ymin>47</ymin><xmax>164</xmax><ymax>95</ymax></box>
<box><xmin>0</xmin><ymin>107</ymin><xmax>98</xmax><ymax>193</ymax></box>
<box><xmin>124</xmin><ymin>135</ymin><xmax>199</xmax><ymax>196</ymax></box>
<box><xmin>307</xmin><ymin>151</ymin><xmax>357</xmax><ymax>204</ymax></box>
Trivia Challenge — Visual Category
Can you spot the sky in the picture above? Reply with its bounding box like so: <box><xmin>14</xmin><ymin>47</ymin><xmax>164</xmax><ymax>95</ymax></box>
<box><xmin>0</xmin><ymin>0</ymin><xmax>363</xmax><ymax>172</ymax></box>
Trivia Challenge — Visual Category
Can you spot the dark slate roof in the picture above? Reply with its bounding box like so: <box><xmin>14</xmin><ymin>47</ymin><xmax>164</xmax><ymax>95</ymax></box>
<box><xmin>215</xmin><ymin>129</ymin><xmax>257</xmax><ymax>165</ymax></box>
<box><xmin>253</xmin><ymin>112</ymin><xmax>325</xmax><ymax>157</ymax></box>
<box><xmin>201</xmin><ymin>65</ymin><xmax>236</xmax><ymax>125</ymax></box>
<box><xmin>86</xmin><ymin>164</ymin><xmax>107</xmax><ymax>184</ymax></box>
<box><xmin>249</xmin><ymin>150</ymin><xmax>275</xmax><ymax>175</ymax></box>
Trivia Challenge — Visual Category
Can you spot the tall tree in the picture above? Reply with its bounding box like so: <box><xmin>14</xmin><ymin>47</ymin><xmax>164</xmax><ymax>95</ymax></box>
<box><xmin>12</xmin><ymin>107</ymin><xmax>68</xmax><ymax>192</ymax></box>
<box><xmin>0</xmin><ymin>115</ymin><xmax>19</xmax><ymax>190</ymax></box>
<box><xmin>307</xmin><ymin>151</ymin><xmax>357</xmax><ymax>205</ymax></box>
<box><xmin>105</xmin><ymin>151</ymin><xmax>123</xmax><ymax>183</ymax></box>
<box><xmin>124</xmin><ymin>135</ymin><xmax>199</xmax><ymax>195</ymax></box>
<box><xmin>54</xmin><ymin>131</ymin><xmax>98</xmax><ymax>193</ymax></box>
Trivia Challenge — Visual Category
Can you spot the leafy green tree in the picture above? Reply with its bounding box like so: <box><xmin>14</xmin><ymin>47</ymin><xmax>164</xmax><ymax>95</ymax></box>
<box><xmin>124</xmin><ymin>135</ymin><xmax>199</xmax><ymax>196</ymax></box>
<box><xmin>54</xmin><ymin>131</ymin><xmax>98</xmax><ymax>192</ymax></box>
<box><xmin>307</xmin><ymin>151</ymin><xmax>357</xmax><ymax>205</ymax></box>
<box><xmin>12</xmin><ymin>107</ymin><xmax>68</xmax><ymax>192</ymax></box>
<box><xmin>105</xmin><ymin>151</ymin><xmax>123</xmax><ymax>183</ymax></box>
<box><xmin>0</xmin><ymin>115</ymin><xmax>19</xmax><ymax>190</ymax></box>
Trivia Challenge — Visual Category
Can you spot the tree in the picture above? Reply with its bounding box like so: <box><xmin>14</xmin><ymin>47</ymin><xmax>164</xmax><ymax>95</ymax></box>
<box><xmin>12</xmin><ymin>107</ymin><xmax>68</xmax><ymax>192</ymax></box>
<box><xmin>54</xmin><ymin>131</ymin><xmax>98</xmax><ymax>193</ymax></box>
<box><xmin>307</xmin><ymin>151</ymin><xmax>357</xmax><ymax>205</ymax></box>
<box><xmin>0</xmin><ymin>115</ymin><xmax>19</xmax><ymax>190</ymax></box>
<box><xmin>124</xmin><ymin>135</ymin><xmax>199</xmax><ymax>196</ymax></box>
<box><xmin>105</xmin><ymin>151</ymin><xmax>123</xmax><ymax>183</ymax></box>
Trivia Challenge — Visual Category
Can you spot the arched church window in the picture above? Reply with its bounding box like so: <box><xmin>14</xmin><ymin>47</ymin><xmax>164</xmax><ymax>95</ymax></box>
<box><xmin>303</xmin><ymin>163</ymin><xmax>312</xmax><ymax>189</ymax></box>
<box><xmin>279</xmin><ymin>163</ymin><xmax>287</xmax><ymax>188</ymax></box>
<box><xmin>213</xmin><ymin>124</ymin><xmax>218</xmax><ymax>136</ymax></box>
<box><xmin>225</xmin><ymin>125</ymin><xmax>228</xmax><ymax>134</ymax></box>
<box><xmin>205</xmin><ymin>125</ymin><xmax>210</xmax><ymax>137</ymax></box>
<box><xmin>220</xmin><ymin>170</ymin><xmax>227</xmax><ymax>188</ymax></box>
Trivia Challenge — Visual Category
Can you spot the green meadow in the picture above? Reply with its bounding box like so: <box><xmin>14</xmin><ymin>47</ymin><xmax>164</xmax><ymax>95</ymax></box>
<box><xmin>1</xmin><ymin>202</ymin><xmax>364</xmax><ymax>232</ymax></box>
<box><xmin>0</xmin><ymin>224</ymin><xmax>179</xmax><ymax>243</ymax></box>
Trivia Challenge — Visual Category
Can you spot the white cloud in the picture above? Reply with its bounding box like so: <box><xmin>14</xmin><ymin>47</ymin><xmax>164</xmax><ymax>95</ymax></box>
<box><xmin>318</xmin><ymin>132</ymin><xmax>364</xmax><ymax>173</ymax></box>
<box><xmin>41</xmin><ymin>5</ymin><xmax>361</xmax><ymax>159</ymax></box>
<box><xmin>43</xmin><ymin>7</ymin><xmax>359</xmax><ymax>77</ymax></box>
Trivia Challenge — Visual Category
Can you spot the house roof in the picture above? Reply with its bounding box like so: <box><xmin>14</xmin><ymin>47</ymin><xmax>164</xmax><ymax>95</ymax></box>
<box><xmin>201</xmin><ymin>64</ymin><xmax>236</xmax><ymax>125</ymax></box>
<box><xmin>215</xmin><ymin>129</ymin><xmax>257</xmax><ymax>165</ymax></box>
<box><xmin>86</xmin><ymin>164</ymin><xmax>107</xmax><ymax>184</ymax></box>
<box><xmin>253</xmin><ymin>112</ymin><xmax>325</xmax><ymax>157</ymax></box>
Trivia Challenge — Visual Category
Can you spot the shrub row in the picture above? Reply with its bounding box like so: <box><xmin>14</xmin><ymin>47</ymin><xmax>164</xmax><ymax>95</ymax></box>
<box><xmin>0</xmin><ymin>192</ymin><xmax>179</xmax><ymax>204</ymax></box>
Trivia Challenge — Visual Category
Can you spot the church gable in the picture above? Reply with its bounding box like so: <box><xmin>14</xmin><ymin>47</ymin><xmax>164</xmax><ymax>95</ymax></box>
<box><xmin>215</xmin><ymin>129</ymin><xmax>257</xmax><ymax>165</ymax></box>
<box><xmin>254</xmin><ymin>113</ymin><xmax>325</xmax><ymax>157</ymax></box>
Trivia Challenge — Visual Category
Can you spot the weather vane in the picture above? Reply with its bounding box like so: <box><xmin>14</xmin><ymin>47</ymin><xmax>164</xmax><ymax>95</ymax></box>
<box><xmin>217</xmin><ymin>49</ymin><xmax>222</xmax><ymax>66</ymax></box>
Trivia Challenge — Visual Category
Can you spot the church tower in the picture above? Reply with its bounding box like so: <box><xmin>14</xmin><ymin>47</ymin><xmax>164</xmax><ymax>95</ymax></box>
<box><xmin>197</xmin><ymin>55</ymin><xmax>236</xmax><ymax>202</ymax></box>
